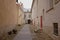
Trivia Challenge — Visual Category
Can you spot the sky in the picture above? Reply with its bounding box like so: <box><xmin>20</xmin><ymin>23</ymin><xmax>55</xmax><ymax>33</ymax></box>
<box><xmin>18</xmin><ymin>0</ymin><xmax>33</xmax><ymax>9</ymax></box>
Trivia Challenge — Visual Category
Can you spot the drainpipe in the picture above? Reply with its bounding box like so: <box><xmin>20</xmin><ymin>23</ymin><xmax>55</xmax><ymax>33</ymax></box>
<box><xmin>40</xmin><ymin>16</ymin><xmax>42</xmax><ymax>31</ymax></box>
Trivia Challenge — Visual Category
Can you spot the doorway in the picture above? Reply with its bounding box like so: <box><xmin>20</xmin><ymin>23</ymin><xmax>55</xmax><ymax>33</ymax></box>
<box><xmin>28</xmin><ymin>19</ymin><xmax>31</xmax><ymax>24</ymax></box>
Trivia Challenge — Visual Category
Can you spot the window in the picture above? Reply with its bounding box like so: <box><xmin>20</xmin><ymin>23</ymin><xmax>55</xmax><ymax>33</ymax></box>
<box><xmin>53</xmin><ymin>23</ymin><xmax>58</xmax><ymax>36</ymax></box>
<box><xmin>46</xmin><ymin>0</ymin><xmax>54</xmax><ymax>12</ymax></box>
<box><xmin>55</xmin><ymin>0</ymin><xmax>60</xmax><ymax>4</ymax></box>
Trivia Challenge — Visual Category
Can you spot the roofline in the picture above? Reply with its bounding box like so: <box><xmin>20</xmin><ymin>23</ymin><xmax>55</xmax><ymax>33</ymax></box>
<box><xmin>16</xmin><ymin>3</ymin><xmax>24</xmax><ymax>12</ymax></box>
<box><xmin>30</xmin><ymin>0</ymin><xmax>35</xmax><ymax>13</ymax></box>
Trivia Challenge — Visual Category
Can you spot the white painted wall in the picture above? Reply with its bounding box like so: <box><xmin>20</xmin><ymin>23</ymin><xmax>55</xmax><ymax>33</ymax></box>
<box><xmin>32</xmin><ymin>0</ymin><xmax>40</xmax><ymax>31</ymax></box>
<box><xmin>32</xmin><ymin>0</ymin><xmax>60</xmax><ymax>40</ymax></box>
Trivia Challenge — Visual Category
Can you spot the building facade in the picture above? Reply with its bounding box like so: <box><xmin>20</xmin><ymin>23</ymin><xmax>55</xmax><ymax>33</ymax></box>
<box><xmin>24</xmin><ymin>12</ymin><xmax>32</xmax><ymax>23</ymax></box>
<box><xmin>16</xmin><ymin>3</ymin><xmax>25</xmax><ymax>25</ymax></box>
<box><xmin>0</xmin><ymin>0</ymin><xmax>17</xmax><ymax>37</ymax></box>
<box><xmin>32</xmin><ymin>0</ymin><xmax>60</xmax><ymax>40</ymax></box>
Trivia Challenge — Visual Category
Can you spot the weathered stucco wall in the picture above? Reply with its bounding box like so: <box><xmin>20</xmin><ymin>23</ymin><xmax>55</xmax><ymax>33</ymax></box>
<box><xmin>32</xmin><ymin>0</ymin><xmax>39</xmax><ymax>31</ymax></box>
<box><xmin>16</xmin><ymin>4</ymin><xmax>25</xmax><ymax>25</ymax></box>
<box><xmin>43</xmin><ymin>1</ymin><xmax>60</xmax><ymax>40</ymax></box>
<box><xmin>32</xmin><ymin>0</ymin><xmax>60</xmax><ymax>40</ymax></box>
<box><xmin>0</xmin><ymin>0</ymin><xmax>17</xmax><ymax>36</ymax></box>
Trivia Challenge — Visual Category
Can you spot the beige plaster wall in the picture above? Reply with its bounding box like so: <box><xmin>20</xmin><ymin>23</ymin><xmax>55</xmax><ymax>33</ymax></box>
<box><xmin>16</xmin><ymin>5</ymin><xmax>25</xmax><ymax>25</ymax></box>
<box><xmin>0</xmin><ymin>0</ymin><xmax>17</xmax><ymax>36</ymax></box>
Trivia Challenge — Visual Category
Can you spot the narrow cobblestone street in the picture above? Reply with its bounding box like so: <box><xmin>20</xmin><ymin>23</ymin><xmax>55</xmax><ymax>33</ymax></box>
<box><xmin>0</xmin><ymin>0</ymin><xmax>60</xmax><ymax>40</ymax></box>
<box><xmin>13</xmin><ymin>24</ymin><xmax>32</xmax><ymax>40</ymax></box>
<box><xmin>12</xmin><ymin>24</ymin><xmax>53</xmax><ymax>40</ymax></box>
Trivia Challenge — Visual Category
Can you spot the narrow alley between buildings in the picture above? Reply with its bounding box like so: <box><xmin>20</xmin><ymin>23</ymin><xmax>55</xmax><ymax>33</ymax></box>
<box><xmin>0</xmin><ymin>0</ymin><xmax>60</xmax><ymax>40</ymax></box>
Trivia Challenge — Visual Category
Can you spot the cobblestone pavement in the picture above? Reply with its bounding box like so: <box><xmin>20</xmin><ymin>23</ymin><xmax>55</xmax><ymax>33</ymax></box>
<box><xmin>1</xmin><ymin>24</ymin><xmax>24</xmax><ymax>40</ymax></box>
<box><xmin>13</xmin><ymin>24</ymin><xmax>53</xmax><ymax>40</ymax></box>
<box><xmin>2</xmin><ymin>24</ymin><xmax>53</xmax><ymax>40</ymax></box>
<box><xmin>31</xmin><ymin>30</ymin><xmax>53</xmax><ymax>40</ymax></box>
<box><xmin>13</xmin><ymin>24</ymin><xmax>32</xmax><ymax>40</ymax></box>
<box><xmin>30</xmin><ymin>25</ymin><xmax>53</xmax><ymax>40</ymax></box>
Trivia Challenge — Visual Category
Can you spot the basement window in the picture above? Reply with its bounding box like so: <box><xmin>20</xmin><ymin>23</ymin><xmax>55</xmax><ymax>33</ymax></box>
<box><xmin>53</xmin><ymin>23</ymin><xmax>58</xmax><ymax>36</ymax></box>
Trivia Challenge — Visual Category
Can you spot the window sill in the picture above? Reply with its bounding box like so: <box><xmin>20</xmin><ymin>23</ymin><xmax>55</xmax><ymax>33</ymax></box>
<box><xmin>46</xmin><ymin>7</ymin><xmax>54</xmax><ymax>13</ymax></box>
<box><xmin>55</xmin><ymin>0</ymin><xmax>60</xmax><ymax>4</ymax></box>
